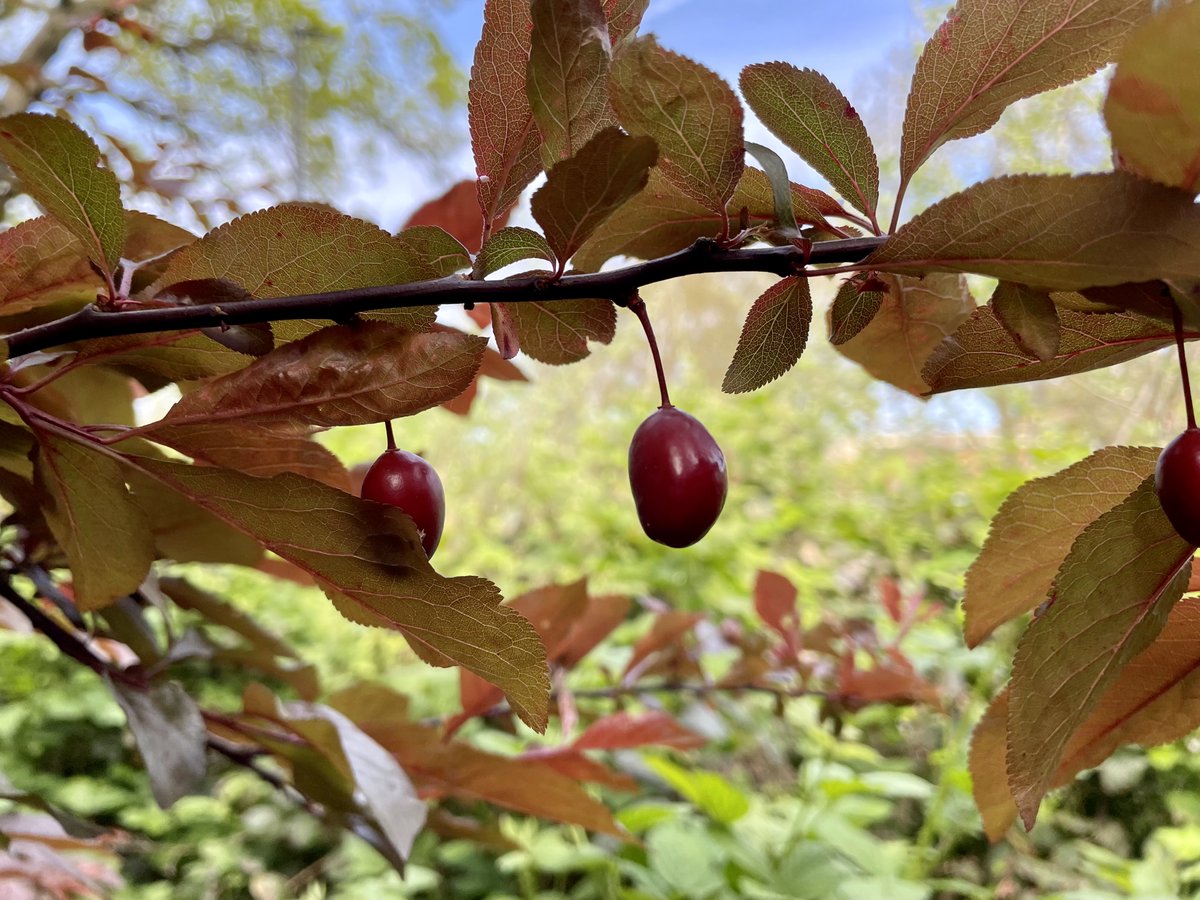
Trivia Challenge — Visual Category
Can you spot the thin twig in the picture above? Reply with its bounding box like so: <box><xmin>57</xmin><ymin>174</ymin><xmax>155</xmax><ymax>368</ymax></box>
<box><xmin>3</xmin><ymin>237</ymin><xmax>885</xmax><ymax>360</ymax></box>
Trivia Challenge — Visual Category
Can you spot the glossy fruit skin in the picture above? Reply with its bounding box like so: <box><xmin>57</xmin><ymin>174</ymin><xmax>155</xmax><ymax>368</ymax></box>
<box><xmin>360</xmin><ymin>449</ymin><xmax>445</xmax><ymax>559</ymax></box>
<box><xmin>1156</xmin><ymin>428</ymin><xmax>1200</xmax><ymax>546</ymax></box>
<box><xmin>628</xmin><ymin>406</ymin><xmax>727</xmax><ymax>548</ymax></box>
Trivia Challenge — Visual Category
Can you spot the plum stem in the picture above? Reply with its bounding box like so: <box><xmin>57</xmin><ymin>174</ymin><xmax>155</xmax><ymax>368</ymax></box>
<box><xmin>630</xmin><ymin>294</ymin><xmax>671</xmax><ymax>409</ymax></box>
<box><xmin>1173</xmin><ymin>302</ymin><xmax>1196</xmax><ymax>430</ymax></box>
<box><xmin>384</xmin><ymin>419</ymin><xmax>397</xmax><ymax>452</ymax></box>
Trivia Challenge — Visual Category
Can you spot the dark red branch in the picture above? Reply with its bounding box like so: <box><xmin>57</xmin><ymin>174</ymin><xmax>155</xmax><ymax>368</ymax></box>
<box><xmin>3</xmin><ymin>236</ymin><xmax>885</xmax><ymax>359</ymax></box>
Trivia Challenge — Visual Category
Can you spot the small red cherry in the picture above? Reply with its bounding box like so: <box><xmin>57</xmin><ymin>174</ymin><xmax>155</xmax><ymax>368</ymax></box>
<box><xmin>628</xmin><ymin>406</ymin><xmax>727</xmax><ymax>548</ymax></box>
<box><xmin>360</xmin><ymin>449</ymin><xmax>446</xmax><ymax>558</ymax></box>
<box><xmin>1157</xmin><ymin>429</ymin><xmax>1200</xmax><ymax>546</ymax></box>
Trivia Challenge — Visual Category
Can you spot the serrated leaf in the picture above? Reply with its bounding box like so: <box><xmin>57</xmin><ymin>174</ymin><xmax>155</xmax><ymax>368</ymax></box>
<box><xmin>127</xmin><ymin>457</ymin><xmax>551</xmax><ymax>731</ymax></box>
<box><xmin>742</xmin><ymin>142</ymin><xmax>798</xmax><ymax>235</ymax></box>
<box><xmin>148</xmin><ymin>205</ymin><xmax>439</xmax><ymax>333</ymax></box>
<box><xmin>1105</xmin><ymin>2</ymin><xmax>1200</xmax><ymax>193</ymax></box>
<box><xmin>828</xmin><ymin>278</ymin><xmax>884</xmax><ymax>345</ymax></box>
<box><xmin>867</xmin><ymin>173</ymin><xmax>1200</xmax><ymax>289</ymax></box>
<box><xmin>964</xmin><ymin>446</ymin><xmax>1159</xmax><ymax>648</ymax></box>
<box><xmin>721</xmin><ymin>276</ymin><xmax>811</xmax><ymax>393</ymax></box>
<box><xmin>128</xmin><ymin>472</ymin><xmax>263</xmax><ymax>567</ymax></box>
<box><xmin>33</xmin><ymin>433</ymin><xmax>153</xmax><ymax>611</ymax></box>
<box><xmin>531</xmin><ymin>128</ymin><xmax>658</xmax><ymax>266</ymax></box>
<box><xmin>109</xmin><ymin>678</ymin><xmax>206</xmax><ymax>808</ymax></box>
<box><xmin>899</xmin><ymin>0</ymin><xmax>1150</xmax><ymax>189</ymax></box>
<box><xmin>740</xmin><ymin>63</ymin><xmax>879</xmax><ymax>220</ymax></box>
<box><xmin>923</xmin><ymin>305</ymin><xmax>1173</xmax><ymax>394</ymax></box>
<box><xmin>528</xmin><ymin>0</ymin><xmax>614</xmax><ymax>169</ymax></box>
<box><xmin>149</xmin><ymin>323</ymin><xmax>485</xmax><ymax>430</ymax></box>
<box><xmin>502</xmin><ymin>296</ymin><xmax>617</xmax><ymax>364</ymax></box>
<box><xmin>1007</xmin><ymin>476</ymin><xmax>1193</xmax><ymax>829</ymax></box>
<box><xmin>403</xmin><ymin>180</ymin><xmax>500</xmax><ymax>255</ymax></box>
<box><xmin>833</xmin><ymin>272</ymin><xmax>974</xmax><ymax>396</ymax></box>
<box><xmin>573</xmin><ymin>166</ymin><xmax>837</xmax><ymax>272</ymax></box>
<box><xmin>991</xmin><ymin>282</ymin><xmax>1061</xmax><ymax>361</ymax></box>
<box><xmin>470</xmin><ymin>0</ymin><xmax>544</xmax><ymax>228</ymax></box>
<box><xmin>475</xmin><ymin>226</ymin><xmax>555</xmax><ymax>277</ymax></box>
<box><xmin>140</xmin><ymin>422</ymin><xmax>352</xmax><ymax>492</ymax></box>
<box><xmin>611</xmin><ymin>36</ymin><xmax>744</xmax><ymax>216</ymax></box>
<box><xmin>603</xmin><ymin>0</ymin><xmax>647</xmax><ymax>44</ymax></box>
<box><xmin>0</xmin><ymin>113</ymin><xmax>125</xmax><ymax>273</ymax></box>
<box><xmin>976</xmin><ymin>600</ymin><xmax>1200</xmax><ymax>839</ymax></box>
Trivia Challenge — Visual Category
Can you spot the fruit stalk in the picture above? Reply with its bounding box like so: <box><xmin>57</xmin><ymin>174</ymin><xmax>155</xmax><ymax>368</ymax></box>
<box><xmin>629</xmin><ymin>294</ymin><xmax>671</xmax><ymax>409</ymax></box>
<box><xmin>1173</xmin><ymin>302</ymin><xmax>1196</xmax><ymax>430</ymax></box>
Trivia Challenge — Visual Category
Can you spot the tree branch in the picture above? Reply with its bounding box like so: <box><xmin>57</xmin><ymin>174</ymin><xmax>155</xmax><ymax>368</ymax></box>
<box><xmin>2</xmin><ymin>236</ymin><xmax>885</xmax><ymax>360</ymax></box>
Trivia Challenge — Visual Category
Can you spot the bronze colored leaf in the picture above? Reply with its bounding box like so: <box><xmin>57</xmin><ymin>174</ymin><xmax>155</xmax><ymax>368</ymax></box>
<box><xmin>833</xmin><ymin>272</ymin><xmax>974</xmax><ymax>396</ymax></box>
<box><xmin>33</xmin><ymin>433</ymin><xmax>153</xmax><ymax>611</ymax></box>
<box><xmin>867</xmin><ymin>173</ymin><xmax>1200</xmax><ymax>290</ymax></box>
<box><xmin>991</xmin><ymin>282</ymin><xmax>1061</xmax><ymax>362</ymax></box>
<box><xmin>403</xmin><ymin>180</ymin><xmax>503</xmax><ymax>255</ymax></box>
<box><xmin>1104</xmin><ymin>1</ymin><xmax>1200</xmax><ymax>194</ymax></box>
<box><xmin>528</xmin><ymin>0</ymin><xmax>614</xmax><ymax>168</ymax></box>
<box><xmin>611</xmin><ymin>36</ymin><xmax>744</xmax><ymax>217</ymax></box>
<box><xmin>531</xmin><ymin>127</ymin><xmax>658</xmax><ymax>266</ymax></box>
<box><xmin>622</xmin><ymin>610</ymin><xmax>702</xmax><ymax>679</ymax></box>
<box><xmin>148</xmin><ymin>205</ymin><xmax>439</xmax><ymax>333</ymax></box>
<box><xmin>128</xmin><ymin>458</ymin><xmax>551</xmax><ymax>731</ymax></box>
<box><xmin>0</xmin><ymin>113</ymin><xmax>125</xmax><ymax>273</ymax></box>
<box><xmin>1007</xmin><ymin>476</ymin><xmax>1194</xmax><ymax>829</ymax></box>
<box><xmin>128</xmin><ymin>472</ymin><xmax>263</xmax><ymax>567</ymax></box>
<box><xmin>899</xmin><ymin>0</ymin><xmax>1150</xmax><ymax>190</ymax></box>
<box><xmin>140</xmin><ymin>422</ymin><xmax>352</xmax><ymax>492</ymax></box>
<box><xmin>828</xmin><ymin>277</ymin><xmax>884</xmax><ymax>345</ymax></box>
<box><xmin>740</xmin><ymin>63</ymin><xmax>879</xmax><ymax>220</ymax></box>
<box><xmin>969</xmin><ymin>686</ymin><xmax>1013</xmax><ymax>842</ymax></box>
<box><xmin>574</xmin><ymin>710</ymin><xmax>706</xmax><ymax>751</ymax></box>
<box><xmin>149</xmin><ymin>323</ymin><xmax>485</xmax><ymax>429</ymax></box>
<box><xmin>964</xmin><ymin>446</ymin><xmax>1159</xmax><ymax>648</ymax></box>
<box><xmin>393</xmin><ymin>225</ymin><xmax>472</xmax><ymax>277</ymax></box>
<box><xmin>470</xmin><ymin>0</ymin><xmax>544</xmax><ymax>229</ymax></box>
<box><xmin>603</xmin><ymin>0</ymin><xmax>647</xmax><ymax>44</ymax></box>
<box><xmin>722</xmin><ymin>276</ymin><xmax>811</xmax><ymax>394</ymax></box>
<box><xmin>923</xmin><ymin>305</ymin><xmax>1174</xmax><ymax>394</ymax></box>
<box><xmin>502</xmin><ymin>296</ymin><xmax>617</xmax><ymax>365</ymax></box>
<box><xmin>475</xmin><ymin>226</ymin><xmax>555</xmax><ymax>277</ymax></box>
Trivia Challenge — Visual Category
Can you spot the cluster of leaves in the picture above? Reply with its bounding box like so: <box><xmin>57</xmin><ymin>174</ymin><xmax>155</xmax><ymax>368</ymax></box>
<box><xmin>0</xmin><ymin>0</ymin><xmax>1196</xmax><ymax>880</ymax></box>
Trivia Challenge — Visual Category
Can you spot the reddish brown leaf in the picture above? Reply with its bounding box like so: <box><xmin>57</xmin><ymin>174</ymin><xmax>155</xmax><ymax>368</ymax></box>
<box><xmin>837</xmin><ymin>648</ymin><xmax>940</xmax><ymax>707</ymax></box>
<box><xmin>573</xmin><ymin>710</ymin><xmax>706</xmax><ymax>751</ymax></box>
<box><xmin>404</xmin><ymin>179</ymin><xmax>505</xmax><ymax>254</ymax></box>
<box><xmin>470</xmin><ymin>0</ymin><xmax>544</xmax><ymax>228</ymax></box>
<box><xmin>503</xmin><ymin>296</ymin><xmax>617</xmax><ymax>365</ymax></box>
<box><xmin>530</xmin><ymin>751</ymin><xmax>639</xmax><ymax>791</ymax></box>
<box><xmin>754</xmin><ymin>570</ymin><xmax>799</xmax><ymax>646</ymax></box>
<box><xmin>557</xmin><ymin>593</ymin><xmax>631</xmax><ymax>668</ymax></box>
<box><xmin>622</xmin><ymin>610</ymin><xmax>703</xmax><ymax>680</ymax></box>
<box><xmin>603</xmin><ymin>0</ymin><xmax>647</xmax><ymax>44</ymax></box>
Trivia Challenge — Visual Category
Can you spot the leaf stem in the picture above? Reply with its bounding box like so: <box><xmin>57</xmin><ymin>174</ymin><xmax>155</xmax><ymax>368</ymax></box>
<box><xmin>629</xmin><ymin>295</ymin><xmax>671</xmax><ymax>408</ymax></box>
<box><xmin>1173</xmin><ymin>301</ymin><xmax>1196</xmax><ymax>430</ymax></box>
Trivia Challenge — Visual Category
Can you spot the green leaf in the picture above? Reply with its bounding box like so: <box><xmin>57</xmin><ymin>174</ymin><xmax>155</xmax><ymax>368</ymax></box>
<box><xmin>990</xmin><ymin>282</ymin><xmax>1061</xmax><ymax>362</ymax></box>
<box><xmin>611</xmin><ymin>36</ymin><xmax>744</xmax><ymax>217</ymax></box>
<box><xmin>128</xmin><ymin>458</ymin><xmax>551</xmax><ymax>732</ymax></box>
<box><xmin>923</xmin><ymin>306</ymin><xmax>1172</xmax><ymax>394</ymax></box>
<box><xmin>740</xmin><ymin>63</ymin><xmax>879</xmax><ymax>220</ymax></box>
<box><xmin>149</xmin><ymin>323</ymin><xmax>485</xmax><ymax>429</ymax></box>
<box><xmin>833</xmin><ymin>273</ymin><xmax>974</xmax><ymax>396</ymax></box>
<box><xmin>1007</xmin><ymin>475</ymin><xmax>1193</xmax><ymax>829</ymax></box>
<box><xmin>393</xmin><ymin>226</ymin><xmax>472</xmax><ymax>277</ymax></box>
<box><xmin>899</xmin><ymin>0</ymin><xmax>1151</xmax><ymax>187</ymax></box>
<box><xmin>148</xmin><ymin>205</ymin><xmax>439</xmax><ymax>334</ymax></box>
<box><xmin>73</xmin><ymin>332</ymin><xmax>251</xmax><ymax>383</ymax></box>
<box><xmin>33</xmin><ymin>433</ymin><xmax>153</xmax><ymax>611</ymax></box>
<box><xmin>528</xmin><ymin>0</ymin><xmax>614</xmax><ymax>169</ymax></box>
<box><xmin>474</xmin><ymin>226</ymin><xmax>555</xmax><ymax>278</ymax></box>
<box><xmin>722</xmin><ymin>276</ymin><xmax>811</xmax><ymax>394</ymax></box>
<box><xmin>1105</xmin><ymin>1</ymin><xmax>1200</xmax><ymax>194</ymax></box>
<box><xmin>108</xmin><ymin>678</ymin><xmax>206</xmax><ymax>809</ymax></box>
<box><xmin>502</xmin><ymin>297</ymin><xmax>617</xmax><ymax>365</ymax></box>
<box><xmin>0</xmin><ymin>113</ymin><xmax>125</xmax><ymax>274</ymax></box>
<box><xmin>867</xmin><ymin>173</ymin><xmax>1200</xmax><ymax>289</ymax></box>
<box><xmin>828</xmin><ymin>278</ymin><xmax>884</xmax><ymax>346</ymax></box>
<box><xmin>573</xmin><ymin>166</ymin><xmax>836</xmax><ymax>272</ymax></box>
<box><xmin>964</xmin><ymin>446</ymin><xmax>1160</xmax><ymax>648</ymax></box>
<box><xmin>531</xmin><ymin>127</ymin><xmax>658</xmax><ymax>267</ymax></box>
<box><xmin>742</xmin><ymin>142</ymin><xmax>798</xmax><ymax>235</ymax></box>
<box><xmin>470</xmin><ymin>0</ymin><xmax>544</xmax><ymax>228</ymax></box>
<box><xmin>644</xmin><ymin>756</ymin><xmax>749</xmax><ymax>824</ymax></box>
